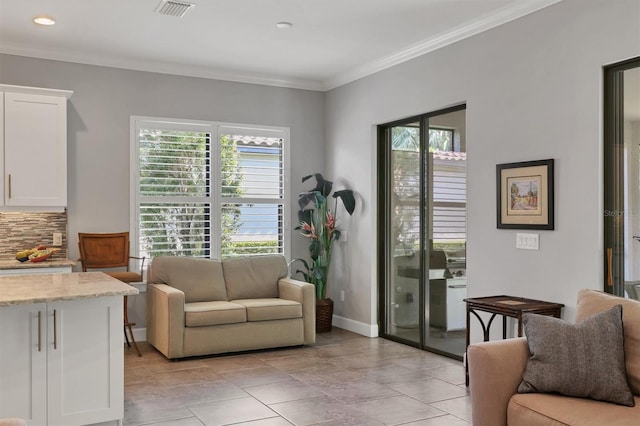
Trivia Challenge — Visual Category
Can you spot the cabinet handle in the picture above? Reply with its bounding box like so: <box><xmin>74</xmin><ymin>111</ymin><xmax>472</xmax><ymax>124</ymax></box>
<box><xmin>7</xmin><ymin>174</ymin><xmax>11</xmax><ymax>199</ymax></box>
<box><xmin>607</xmin><ymin>247</ymin><xmax>613</xmax><ymax>288</ymax></box>
<box><xmin>38</xmin><ymin>311</ymin><xmax>42</xmax><ymax>352</ymax></box>
<box><xmin>53</xmin><ymin>309</ymin><xmax>57</xmax><ymax>350</ymax></box>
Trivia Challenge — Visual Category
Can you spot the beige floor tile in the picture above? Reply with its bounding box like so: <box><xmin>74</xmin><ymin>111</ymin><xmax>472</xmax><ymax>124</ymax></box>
<box><xmin>389</xmin><ymin>377</ymin><xmax>468</xmax><ymax>404</ymax></box>
<box><xmin>269</xmin><ymin>395</ymin><xmax>363</xmax><ymax>425</ymax></box>
<box><xmin>293</xmin><ymin>376</ymin><xmax>400</xmax><ymax>405</ymax></box>
<box><xmin>350</xmin><ymin>395</ymin><xmax>447</xmax><ymax>425</ymax></box>
<box><xmin>422</xmin><ymin>364</ymin><xmax>467</xmax><ymax>386</ymax></box>
<box><xmin>125</xmin><ymin>330</ymin><xmax>472</xmax><ymax>426</ymax></box>
<box><xmin>401</xmin><ymin>414</ymin><xmax>471</xmax><ymax>425</ymax></box>
<box><xmin>221</xmin><ymin>366</ymin><xmax>293</xmax><ymax>387</ymax></box>
<box><xmin>139</xmin><ymin>417</ymin><xmax>206</xmax><ymax>426</ymax></box>
<box><xmin>188</xmin><ymin>397</ymin><xmax>279</xmax><ymax>426</ymax></box>
<box><xmin>123</xmin><ymin>398</ymin><xmax>195</xmax><ymax>425</ymax></box>
<box><xmin>314</xmin><ymin>417</ymin><xmax>386</xmax><ymax>425</ymax></box>
<box><xmin>430</xmin><ymin>396</ymin><xmax>472</xmax><ymax>422</ymax></box>
<box><xmin>233</xmin><ymin>417</ymin><xmax>294</xmax><ymax>426</ymax></box>
<box><xmin>243</xmin><ymin>379</ymin><xmax>325</xmax><ymax>405</ymax></box>
<box><xmin>359</xmin><ymin>364</ymin><xmax>433</xmax><ymax>385</ymax></box>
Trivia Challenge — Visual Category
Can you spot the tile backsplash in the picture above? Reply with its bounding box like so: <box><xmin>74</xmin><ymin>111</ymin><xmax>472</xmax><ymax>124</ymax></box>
<box><xmin>0</xmin><ymin>212</ymin><xmax>68</xmax><ymax>259</ymax></box>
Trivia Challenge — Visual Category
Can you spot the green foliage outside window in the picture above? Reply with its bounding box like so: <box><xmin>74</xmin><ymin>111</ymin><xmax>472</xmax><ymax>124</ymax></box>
<box><xmin>138</xmin><ymin>130</ymin><xmax>243</xmax><ymax>258</ymax></box>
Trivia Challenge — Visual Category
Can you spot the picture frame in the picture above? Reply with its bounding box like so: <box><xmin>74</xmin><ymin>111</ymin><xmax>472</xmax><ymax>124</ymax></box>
<box><xmin>496</xmin><ymin>159</ymin><xmax>554</xmax><ymax>230</ymax></box>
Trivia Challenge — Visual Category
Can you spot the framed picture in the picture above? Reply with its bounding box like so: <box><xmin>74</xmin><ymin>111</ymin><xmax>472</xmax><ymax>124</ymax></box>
<box><xmin>496</xmin><ymin>159</ymin><xmax>554</xmax><ymax>230</ymax></box>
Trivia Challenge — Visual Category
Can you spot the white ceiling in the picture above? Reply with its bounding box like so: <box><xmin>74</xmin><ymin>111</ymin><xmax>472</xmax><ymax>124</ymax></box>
<box><xmin>0</xmin><ymin>0</ymin><xmax>562</xmax><ymax>91</ymax></box>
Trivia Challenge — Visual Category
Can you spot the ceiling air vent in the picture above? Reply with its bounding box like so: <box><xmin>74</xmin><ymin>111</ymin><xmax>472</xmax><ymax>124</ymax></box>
<box><xmin>154</xmin><ymin>0</ymin><xmax>195</xmax><ymax>18</ymax></box>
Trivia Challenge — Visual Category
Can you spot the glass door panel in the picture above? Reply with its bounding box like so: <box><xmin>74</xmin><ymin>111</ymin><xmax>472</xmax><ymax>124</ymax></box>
<box><xmin>385</xmin><ymin>122</ymin><xmax>421</xmax><ymax>344</ymax></box>
<box><xmin>423</xmin><ymin>109</ymin><xmax>467</xmax><ymax>359</ymax></box>
<box><xmin>379</xmin><ymin>105</ymin><xmax>467</xmax><ymax>360</ymax></box>
<box><xmin>604</xmin><ymin>57</ymin><xmax>640</xmax><ymax>298</ymax></box>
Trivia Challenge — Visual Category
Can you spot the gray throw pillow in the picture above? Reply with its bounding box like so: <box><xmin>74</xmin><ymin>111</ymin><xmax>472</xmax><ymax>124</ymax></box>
<box><xmin>518</xmin><ymin>304</ymin><xmax>635</xmax><ymax>406</ymax></box>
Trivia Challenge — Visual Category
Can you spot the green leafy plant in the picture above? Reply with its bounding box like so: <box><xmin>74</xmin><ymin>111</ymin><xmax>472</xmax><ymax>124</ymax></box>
<box><xmin>291</xmin><ymin>173</ymin><xmax>356</xmax><ymax>300</ymax></box>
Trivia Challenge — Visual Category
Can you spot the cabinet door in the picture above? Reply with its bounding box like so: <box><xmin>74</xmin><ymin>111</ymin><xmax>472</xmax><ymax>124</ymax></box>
<box><xmin>4</xmin><ymin>92</ymin><xmax>67</xmax><ymax>206</ymax></box>
<box><xmin>47</xmin><ymin>297</ymin><xmax>123</xmax><ymax>426</ymax></box>
<box><xmin>0</xmin><ymin>303</ymin><xmax>48</xmax><ymax>424</ymax></box>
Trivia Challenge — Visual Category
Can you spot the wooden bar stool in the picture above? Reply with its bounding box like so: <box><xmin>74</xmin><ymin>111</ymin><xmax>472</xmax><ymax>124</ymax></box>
<box><xmin>78</xmin><ymin>232</ymin><xmax>145</xmax><ymax>357</ymax></box>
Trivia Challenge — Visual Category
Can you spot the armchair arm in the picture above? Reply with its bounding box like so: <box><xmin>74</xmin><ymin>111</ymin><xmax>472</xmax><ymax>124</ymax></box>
<box><xmin>278</xmin><ymin>277</ymin><xmax>316</xmax><ymax>345</ymax></box>
<box><xmin>468</xmin><ymin>337</ymin><xmax>530</xmax><ymax>426</ymax></box>
<box><xmin>146</xmin><ymin>283</ymin><xmax>186</xmax><ymax>359</ymax></box>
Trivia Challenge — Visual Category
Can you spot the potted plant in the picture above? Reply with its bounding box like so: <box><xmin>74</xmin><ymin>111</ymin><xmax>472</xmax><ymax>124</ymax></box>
<box><xmin>291</xmin><ymin>173</ymin><xmax>356</xmax><ymax>332</ymax></box>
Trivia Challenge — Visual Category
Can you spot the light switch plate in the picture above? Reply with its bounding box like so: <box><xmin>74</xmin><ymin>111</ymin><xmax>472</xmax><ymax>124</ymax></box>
<box><xmin>516</xmin><ymin>232</ymin><xmax>539</xmax><ymax>250</ymax></box>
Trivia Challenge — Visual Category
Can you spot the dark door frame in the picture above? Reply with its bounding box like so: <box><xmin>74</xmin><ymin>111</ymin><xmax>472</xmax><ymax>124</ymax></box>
<box><xmin>603</xmin><ymin>56</ymin><xmax>640</xmax><ymax>297</ymax></box>
<box><xmin>377</xmin><ymin>104</ymin><xmax>466</xmax><ymax>359</ymax></box>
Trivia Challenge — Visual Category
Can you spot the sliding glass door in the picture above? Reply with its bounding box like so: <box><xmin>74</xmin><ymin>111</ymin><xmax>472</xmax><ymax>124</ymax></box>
<box><xmin>378</xmin><ymin>105</ymin><xmax>467</xmax><ymax>359</ymax></box>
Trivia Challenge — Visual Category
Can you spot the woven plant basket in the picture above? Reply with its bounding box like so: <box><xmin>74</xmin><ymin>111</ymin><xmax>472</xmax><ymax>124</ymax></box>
<box><xmin>315</xmin><ymin>298</ymin><xmax>334</xmax><ymax>333</ymax></box>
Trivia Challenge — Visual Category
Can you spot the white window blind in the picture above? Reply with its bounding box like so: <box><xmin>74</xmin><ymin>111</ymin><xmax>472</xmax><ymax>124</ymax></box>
<box><xmin>218</xmin><ymin>128</ymin><xmax>286</xmax><ymax>257</ymax></box>
<box><xmin>432</xmin><ymin>151</ymin><xmax>467</xmax><ymax>241</ymax></box>
<box><xmin>132</xmin><ymin>118</ymin><xmax>289</xmax><ymax>260</ymax></box>
<box><xmin>390</xmin><ymin>150</ymin><xmax>466</xmax><ymax>250</ymax></box>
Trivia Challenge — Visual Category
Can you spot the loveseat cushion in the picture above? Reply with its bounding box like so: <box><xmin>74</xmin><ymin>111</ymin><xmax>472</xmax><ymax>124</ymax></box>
<box><xmin>508</xmin><ymin>393</ymin><xmax>640</xmax><ymax>426</ymax></box>
<box><xmin>222</xmin><ymin>255</ymin><xmax>288</xmax><ymax>300</ymax></box>
<box><xmin>233</xmin><ymin>298</ymin><xmax>302</xmax><ymax>321</ymax></box>
<box><xmin>184</xmin><ymin>301</ymin><xmax>246</xmax><ymax>327</ymax></box>
<box><xmin>149</xmin><ymin>256</ymin><xmax>227</xmax><ymax>303</ymax></box>
<box><xmin>576</xmin><ymin>289</ymin><xmax>640</xmax><ymax>395</ymax></box>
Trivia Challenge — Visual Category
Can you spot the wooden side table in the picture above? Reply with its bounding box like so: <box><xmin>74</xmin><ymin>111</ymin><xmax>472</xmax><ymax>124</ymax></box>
<box><xmin>464</xmin><ymin>295</ymin><xmax>564</xmax><ymax>385</ymax></box>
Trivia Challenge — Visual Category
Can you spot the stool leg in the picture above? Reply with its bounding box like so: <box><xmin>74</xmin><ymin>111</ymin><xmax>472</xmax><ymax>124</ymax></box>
<box><xmin>124</xmin><ymin>296</ymin><xmax>142</xmax><ymax>357</ymax></box>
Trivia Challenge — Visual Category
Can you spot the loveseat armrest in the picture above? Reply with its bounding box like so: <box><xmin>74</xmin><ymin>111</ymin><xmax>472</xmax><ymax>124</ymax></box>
<box><xmin>147</xmin><ymin>283</ymin><xmax>186</xmax><ymax>359</ymax></box>
<box><xmin>278</xmin><ymin>277</ymin><xmax>316</xmax><ymax>345</ymax></box>
<box><xmin>468</xmin><ymin>337</ymin><xmax>530</xmax><ymax>426</ymax></box>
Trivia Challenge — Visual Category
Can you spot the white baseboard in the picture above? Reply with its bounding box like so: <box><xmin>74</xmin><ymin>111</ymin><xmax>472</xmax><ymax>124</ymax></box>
<box><xmin>332</xmin><ymin>315</ymin><xmax>378</xmax><ymax>337</ymax></box>
<box><xmin>130</xmin><ymin>327</ymin><xmax>146</xmax><ymax>342</ymax></box>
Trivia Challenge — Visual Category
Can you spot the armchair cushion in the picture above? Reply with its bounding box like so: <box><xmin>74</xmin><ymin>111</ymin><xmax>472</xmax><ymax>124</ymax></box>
<box><xmin>509</xmin><ymin>393</ymin><xmax>640</xmax><ymax>426</ymax></box>
<box><xmin>576</xmin><ymin>289</ymin><xmax>640</xmax><ymax>395</ymax></box>
<box><xmin>518</xmin><ymin>305</ymin><xmax>634</xmax><ymax>406</ymax></box>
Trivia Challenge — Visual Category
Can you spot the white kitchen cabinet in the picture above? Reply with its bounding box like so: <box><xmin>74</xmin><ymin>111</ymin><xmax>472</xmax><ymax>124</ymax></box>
<box><xmin>0</xmin><ymin>297</ymin><xmax>124</xmax><ymax>426</ymax></box>
<box><xmin>0</xmin><ymin>85</ymin><xmax>73</xmax><ymax>209</ymax></box>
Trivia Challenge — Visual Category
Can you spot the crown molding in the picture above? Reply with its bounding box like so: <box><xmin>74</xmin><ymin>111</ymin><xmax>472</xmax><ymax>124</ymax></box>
<box><xmin>322</xmin><ymin>0</ymin><xmax>564</xmax><ymax>91</ymax></box>
<box><xmin>0</xmin><ymin>43</ymin><xmax>325</xmax><ymax>92</ymax></box>
<box><xmin>0</xmin><ymin>0</ymin><xmax>562</xmax><ymax>93</ymax></box>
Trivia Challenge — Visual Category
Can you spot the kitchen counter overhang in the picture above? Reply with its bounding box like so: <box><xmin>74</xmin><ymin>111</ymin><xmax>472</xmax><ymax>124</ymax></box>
<box><xmin>0</xmin><ymin>271</ymin><xmax>139</xmax><ymax>306</ymax></box>
<box><xmin>0</xmin><ymin>258</ymin><xmax>76</xmax><ymax>271</ymax></box>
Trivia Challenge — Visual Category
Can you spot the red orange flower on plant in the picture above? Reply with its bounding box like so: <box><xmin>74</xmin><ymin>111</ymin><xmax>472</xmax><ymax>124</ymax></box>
<box><xmin>291</xmin><ymin>173</ymin><xmax>356</xmax><ymax>300</ymax></box>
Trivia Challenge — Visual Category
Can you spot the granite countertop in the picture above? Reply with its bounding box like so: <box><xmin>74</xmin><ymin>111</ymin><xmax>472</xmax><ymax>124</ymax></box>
<box><xmin>0</xmin><ymin>271</ymin><xmax>139</xmax><ymax>306</ymax></box>
<box><xmin>0</xmin><ymin>258</ymin><xmax>76</xmax><ymax>270</ymax></box>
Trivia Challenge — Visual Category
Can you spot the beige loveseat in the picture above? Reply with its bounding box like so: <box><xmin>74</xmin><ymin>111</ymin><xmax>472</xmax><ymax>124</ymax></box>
<box><xmin>146</xmin><ymin>254</ymin><xmax>315</xmax><ymax>359</ymax></box>
<box><xmin>468</xmin><ymin>289</ymin><xmax>640</xmax><ymax>426</ymax></box>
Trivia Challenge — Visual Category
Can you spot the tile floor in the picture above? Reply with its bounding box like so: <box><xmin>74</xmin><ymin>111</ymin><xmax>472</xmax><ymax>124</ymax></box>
<box><xmin>124</xmin><ymin>328</ymin><xmax>471</xmax><ymax>426</ymax></box>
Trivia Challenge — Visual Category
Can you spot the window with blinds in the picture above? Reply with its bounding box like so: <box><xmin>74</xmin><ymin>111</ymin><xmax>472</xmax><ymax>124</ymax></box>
<box><xmin>390</xmin><ymin>149</ymin><xmax>466</xmax><ymax>251</ymax></box>
<box><xmin>432</xmin><ymin>151</ymin><xmax>466</xmax><ymax>242</ymax></box>
<box><xmin>132</xmin><ymin>118</ymin><xmax>289</xmax><ymax>260</ymax></box>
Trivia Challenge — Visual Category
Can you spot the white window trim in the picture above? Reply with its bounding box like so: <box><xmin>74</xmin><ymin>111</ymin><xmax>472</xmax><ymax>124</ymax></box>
<box><xmin>129</xmin><ymin>115</ymin><xmax>291</xmax><ymax>262</ymax></box>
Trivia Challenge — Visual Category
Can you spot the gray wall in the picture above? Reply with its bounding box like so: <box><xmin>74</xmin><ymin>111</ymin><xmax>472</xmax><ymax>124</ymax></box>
<box><xmin>1</xmin><ymin>0</ymin><xmax>639</xmax><ymax>338</ymax></box>
<box><xmin>0</xmin><ymin>55</ymin><xmax>326</xmax><ymax>327</ymax></box>
<box><xmin>324</xmin><ymin>0</ymin><xmax>640</xmax><ymax>336</ymax></box>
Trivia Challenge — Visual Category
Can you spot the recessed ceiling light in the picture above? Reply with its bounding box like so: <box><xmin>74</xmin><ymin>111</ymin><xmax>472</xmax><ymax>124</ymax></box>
<box><xmin>33</xmin><ymin>15</ymin><xmax>55</xmax><ymax>26</ymax></box>
<box><xmin>276</xmin><ymin>22</ymin><xmax>293</xmax><ymax>29</ymax></box>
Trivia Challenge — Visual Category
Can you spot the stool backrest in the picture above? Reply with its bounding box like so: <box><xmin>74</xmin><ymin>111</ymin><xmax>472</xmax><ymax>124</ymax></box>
<box><xmin>78</xmin><ymin>232</ymin><xmax>131</xmax><ymax>272</ymax></box>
